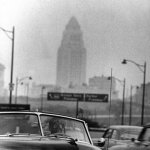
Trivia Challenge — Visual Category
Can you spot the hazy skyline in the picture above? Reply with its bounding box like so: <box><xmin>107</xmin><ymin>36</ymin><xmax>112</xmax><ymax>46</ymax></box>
<box><xmin>0</xmin><ymin>0</ymin><xmax>150</xmax><ymax>96</ymax></box>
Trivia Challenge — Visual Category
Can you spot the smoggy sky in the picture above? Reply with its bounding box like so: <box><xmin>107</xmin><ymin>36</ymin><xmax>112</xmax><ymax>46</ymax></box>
<box><xmin>0</xmin><ymin>0</ymin><xmax>150</xmax><ymax>96</ymax></box>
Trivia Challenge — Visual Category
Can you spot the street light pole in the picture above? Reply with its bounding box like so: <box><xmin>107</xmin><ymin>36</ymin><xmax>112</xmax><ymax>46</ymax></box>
<box><xmin>122</xmin><ymin>59</ymin><xmax>146</xmax><ymax>125</ymax></box>
<box><xmin>108</xmin><ymin>68</ymin><xmax>113</xmax><ymax>126</ymax></box>
<box><xmin>0</xmin><ymin>26</ymin><xmax>15</xmax><ymax>104</ymax></box>
<box><xmin>26</xmin><ymin>83</ymin><xmax>29</xmax><ymax>104</ymax></box>
<box><xmin>141</xmin><ymin>62</ymin><xmax>146</xmax><ymax>125</ymax></box>
<box><xmin>41</xmin><ymin>86</ymin><xmax>45</xmax><ymax>112</ymax></box>
<box><xmin>129</xmin><ymin>85</ymin><xmax>133</xmax><ymax>125</ymax></box>
<box><xmin>121</xmin><ymin>78</ymin><xmax>126</xmax><ymax>125</ymax></box>
<box><xmin>76</xmin><ymin>99</ymin><xmax>79</xmax><ymax>118</ymax></box>
<box><xmin>9</xmin><ymin>26</ymin><xmax>15</xmax><ymax>105</ymax></box>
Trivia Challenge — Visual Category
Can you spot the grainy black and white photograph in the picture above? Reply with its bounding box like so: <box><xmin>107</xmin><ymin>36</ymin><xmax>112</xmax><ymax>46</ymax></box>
<box><xmin>0</xmin><ymin>0</ymin><xmax>150</xmax><ymax>149</ymax></box>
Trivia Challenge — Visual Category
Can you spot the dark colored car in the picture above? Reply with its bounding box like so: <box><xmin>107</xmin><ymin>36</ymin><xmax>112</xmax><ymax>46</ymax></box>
<box><xmin>0</xmin><ymin>111</ymin><xmax>100</xmax><ymax>150</ymax></box>
<box><xmin>95</xmin><ymin>125</ymin><xmax>142</xmax><ymax>149</ymax></box>
<box><xmin>109</xmin><ymin>124</ymin><xmax>150</xmax><ymax>150</ymax></box>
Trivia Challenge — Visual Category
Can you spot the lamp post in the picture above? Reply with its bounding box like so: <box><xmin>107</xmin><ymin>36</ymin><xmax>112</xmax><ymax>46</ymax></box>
<box><xmin>108</xmin><ymin>68</ymin><xmax>113</xmax><ymax>126</ymax></box>
<box><xmin>76</xmin><ymin>99</ymin><xmax>79</xmax><ymax>118</ymax></box>
<box><xmin>129</xmin><ymin>85</ymin><xmax>133</xmax><ymax>126</ymax></box>
<box><xmin>0</xmin><ymin>26</ymin><xmax>15</xmax><ymax>104</ymax></box>
<box><xmin>121</xmin><ymin>78</ymin><xmax>126</xmax><ymax>125</ymax></box>
<box><xmin>122</xmin><ymin>59</ymin><xmax>146</xmax><ymax>126</ymax></box>
<box><xmin>15</xmin><ymin>76</ymin><xmax>32</xmax><ymax>104</ymax></box>
<box><xmin>108</xmin><ymin>76</ymin><xmax>126</xmax><ymax>125</ymax></box>
<box><xmin>26</xmin><ymin>83</ymin><xmax>29</xmax><ymax>104</ymax></box>
<box><xmin>41</xmin><ymin>86</ymin><xmax>46</xmax><ymax>112</ymax></box>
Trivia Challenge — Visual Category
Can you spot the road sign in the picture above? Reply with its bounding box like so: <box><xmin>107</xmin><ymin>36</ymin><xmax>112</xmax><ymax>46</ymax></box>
<box><xmin>47</xmin><ymin>92</ymin><xmax>84</xmax><ymax>101</ymax></box>
<box><xmin>85</xmin><ymin>94</ymin><xmax>108</xmax><ymax>102</ymax></box>
<box><xmin>0</xmin><ymin>104</ymin><xmax>30</xmax><ymax>111</ymax></box>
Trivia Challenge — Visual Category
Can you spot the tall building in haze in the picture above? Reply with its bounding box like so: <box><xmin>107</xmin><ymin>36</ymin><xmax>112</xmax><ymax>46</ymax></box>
<box><xmin>56</xmin><ymin>17</ymin><xmax>86</xmax><ymax>87</ymax></box>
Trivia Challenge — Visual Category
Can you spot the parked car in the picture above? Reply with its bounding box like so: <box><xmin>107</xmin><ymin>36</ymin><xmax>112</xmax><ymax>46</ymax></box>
<box><xmin>109</xmin><ymin>123</ymin><xmax>150</xmax><ymax>150</ymax></box>
<box><xmin>96</xmin><ymin>125</ymin><xmax>143</xmax><ymax>149</ymax></box>
<box><xmin>0</xmin><ymin>111</ymin><xmax>100</xmax><ymax>150</ymax></box>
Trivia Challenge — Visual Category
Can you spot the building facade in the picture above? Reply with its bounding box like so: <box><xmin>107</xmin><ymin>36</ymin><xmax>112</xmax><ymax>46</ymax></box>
<box><xmin>88</xmin><ymin>75</ymin><xmax>118</xmax><ymax>100</ymax></box>
<box><xmin>89</xmin><ymin>75</ymin><xmax>116</xmax><ymax>91</ymax></box>
<box><xmin>56</xmin><ymin>17</ymin><xmax>86</xmax><ymax>88</ymax></box>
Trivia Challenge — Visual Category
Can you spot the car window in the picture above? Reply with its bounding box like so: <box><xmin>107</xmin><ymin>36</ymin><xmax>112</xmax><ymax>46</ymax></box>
<box><xmin>112</xmin><ymin>130</ymin><xmax>118</xmax><ymax>140</ymax></box>
<box><xmin>119</xmin><ymin>128</ymin><xmax>142</xmax><ymax>140</ymax></box>
<box><xmin>142</xmin><ymin>128</ymin><xmax>150</xmax><ymax>142</ymax></box>
<box><xmin>103</xmin><ymin>129</ymin><xmax>113</xmax><ymax>138</ymax></box>
<box><xmin>0</xmin><ymin>113</ymin><xmax>41</xmax><ymax>135</ymax></box>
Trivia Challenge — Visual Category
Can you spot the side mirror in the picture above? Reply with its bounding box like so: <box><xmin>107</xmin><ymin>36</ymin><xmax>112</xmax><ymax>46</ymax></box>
<box><xmin>131</xmin><ymin>138</ymin><xmax>135</xmax><ymax>142</ymax></box>
<box><xmin>98</xmin><ymin>138</ymin><xmax>105</xmax><ymax>147</ymax></box>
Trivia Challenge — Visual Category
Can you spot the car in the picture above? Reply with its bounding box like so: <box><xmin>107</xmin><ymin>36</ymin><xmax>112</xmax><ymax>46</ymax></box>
<box><xmin>109</xmin><ymin>123</ymin><xmax>150</xmax><ymax>150</ymax></box>
<box><xmin>95</xmin><ymin>125</ymin><xmax>143</xmax><ymax>149</ymax></box>
<box><xmin>0</xmin><ymin>111</ymin><xmax>100</xmax><ymax>150</ymax></box>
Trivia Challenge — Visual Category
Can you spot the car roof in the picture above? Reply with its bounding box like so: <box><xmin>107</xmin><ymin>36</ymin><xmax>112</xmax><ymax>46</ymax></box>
<box><xmin>109</xmin><ymin>125</ymin><xmax>142</xmax><ymax>130</ymax></box>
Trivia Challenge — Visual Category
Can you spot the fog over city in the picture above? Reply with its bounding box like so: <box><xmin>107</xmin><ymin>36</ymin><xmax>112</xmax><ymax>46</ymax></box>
<box><xmin>0</xmin><ymin>0</ymin><xmax>150</xmax><ymax>96</ymax></box>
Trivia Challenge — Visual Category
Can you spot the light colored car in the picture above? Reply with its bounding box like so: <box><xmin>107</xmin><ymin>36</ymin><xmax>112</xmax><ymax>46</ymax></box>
<box><xmin>109</xmin><ymin>124</ymin><xmax>150</xmax><ymax>150</ymax></box>
<box><xmin>0</xmin><ymin>111</ymin><xmax>100</xmax><ymax>150</ymax></box>
<box><xmin>96</xmin><ymin>125</ymin><xmax>143</xmax><ymax>149</ymax></box>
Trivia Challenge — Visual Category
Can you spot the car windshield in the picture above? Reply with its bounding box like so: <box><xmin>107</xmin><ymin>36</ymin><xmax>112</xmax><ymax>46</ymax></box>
<box><xmin>40</xmin><ymin>114</ymin><xmax>90</xmax><ymax>143</ymax></box>
<box><xmin>0</xmin><ymin>113</ymin><xmax>91</xmax><ymax>143</ymax></box>
<box><xmin>0</xmin><ymin>113</ymin><xmax>41</xmax><ymax>135</ymax></box>
<box><xmin>103</xmin><ymin>127</ymin><xmax>142</xmax><ymax>140</ymax></box>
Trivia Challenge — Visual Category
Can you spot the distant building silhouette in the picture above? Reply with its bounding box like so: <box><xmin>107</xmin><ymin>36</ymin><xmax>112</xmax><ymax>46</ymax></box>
<box><xmin>135</xmin><ymin>82</ymin><xmax>150</xmax><ymax>105</ymax></box>
<box><xmin>56</xmin><ymin>16</ymin><xmax>86</xmax><ymax>88</ymax></box>
<box><xmin>88</xmin><ymin>75</ymin><xmax>118</xmax><ymax>99</ymax></box>
<box><xmin>89</xmin><ymin>75</ymin><xmax>116</xmax><ymax>91</ymax></box>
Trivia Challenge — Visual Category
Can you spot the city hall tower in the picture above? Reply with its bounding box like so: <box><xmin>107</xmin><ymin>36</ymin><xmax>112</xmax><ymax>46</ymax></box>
<box><xmin>56</xmin><ymin>17</ymin><xmax>86</xmax><ymax>87</ymax></box>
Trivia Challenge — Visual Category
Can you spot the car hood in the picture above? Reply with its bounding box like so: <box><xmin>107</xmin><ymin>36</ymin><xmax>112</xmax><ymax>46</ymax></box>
<box><xmin>0</xmin><ymin>136</ymin><xmax>100</xmax><ymax>150</ymax></box>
